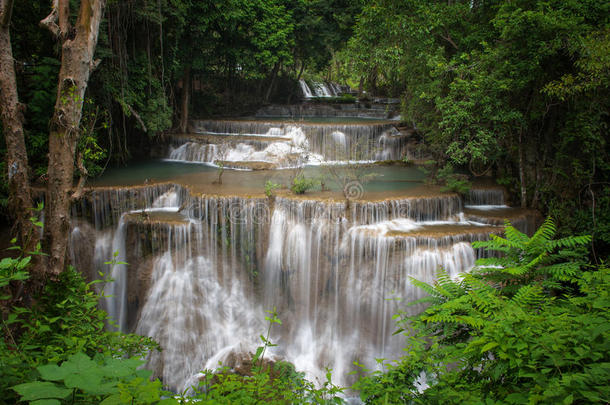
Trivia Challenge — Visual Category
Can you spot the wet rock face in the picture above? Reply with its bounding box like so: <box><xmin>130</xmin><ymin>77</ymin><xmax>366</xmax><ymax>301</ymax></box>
<box><xmin>69</xmin><ymin>221</ymin><xmax>98</xmax><ymax>284</ymax></box>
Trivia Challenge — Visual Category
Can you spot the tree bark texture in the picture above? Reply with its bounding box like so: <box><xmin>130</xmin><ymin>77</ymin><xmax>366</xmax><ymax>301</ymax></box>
<box><xmin>180</xmin><ymin>64</ymin><xmax>190</xmax><ymax>133</ymax></box>
<box><xmin>518</xmin><ymin>131</ymin><xmax>527</xmax><ymax>208</ymax></box>
<box><xmin>0</xmin><ymin>0</ymin><xmax>37</xmax><ymax>248</ymax></box>
<box><xmin>42</xmin><ymin>0</ymin><xmax>106</xmax><ymax>275</ymax></box>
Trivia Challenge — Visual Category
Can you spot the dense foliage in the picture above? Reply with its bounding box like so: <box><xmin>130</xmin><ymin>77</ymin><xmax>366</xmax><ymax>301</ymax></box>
<box><xmin>354</xmin><ymin>219</ymin><xmax>609</xmax><ymax>404</ymax></box>
<box><xmin>346</xmin><ymin>0</ymin><xmax>610</xmax><ymax>257</ymax></box>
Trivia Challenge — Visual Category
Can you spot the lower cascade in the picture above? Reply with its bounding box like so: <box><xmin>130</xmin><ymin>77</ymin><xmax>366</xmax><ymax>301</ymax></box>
<box><xmin>69</xmin><ymin>181</ymin><xmax>509</xmax><ymax>392</ymax></box>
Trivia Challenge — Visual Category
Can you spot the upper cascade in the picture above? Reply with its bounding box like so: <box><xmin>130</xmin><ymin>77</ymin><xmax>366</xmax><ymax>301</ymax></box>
<box><xmin>465</xmin><ymin>187</ymin><xmax>506</xmax><ymax>207</ymax></box>
<box><xmin>168</xmin><ymin>119</ymin><xmax>411</xmax><ymax>166</ymax></box>
<box><xmin>299</xmin><ymin>79</ymin><xmax>346</xmax><ymax>98</ymax></box>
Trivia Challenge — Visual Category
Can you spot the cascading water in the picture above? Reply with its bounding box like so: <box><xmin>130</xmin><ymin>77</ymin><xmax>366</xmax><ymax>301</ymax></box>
<box><xmin>299</xmin><ymin>79</ymin><xmax>314</xmax><ymax>98</ymax></box>
<box><xmin>70</xmin><ymin>180</ymin><xmax>504</xmax><ymax>392</ymax></box>
<box><xmin>299</xmin><ymin>79</ymin><xmax>337</xmax><ymax>98</ymax></box>
<box><xmin>67</xmin><ymin>104</ymin><xmax>520</xmax><ymax>394</ymax></box>
<box><xmin>465</xmin><ymin>187</ymin><xmax>506</xmax><ymax>207</ymax></box>
<box><xmin>168</xmin><ymin>120</ymin><xmax>408</xmax><ymax>166</ymax></box>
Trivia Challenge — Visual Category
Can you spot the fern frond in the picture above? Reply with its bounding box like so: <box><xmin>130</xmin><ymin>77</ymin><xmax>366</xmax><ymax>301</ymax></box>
<box><xmin>473</xmin><ymin>234</ymin><xmax>521</xmax><ymax>251</ymax></box>
<box><xmin>526</xmin><ymin>217</ymin><xmax>556</xmax><ymax>252</ymax></box>
<box><xmin>519</xmin><ymin>251</ymin><xmax>549</xmax><ymax>273</ymax></box>
<box><xmin>436</xmin><ymin>270</ymin><xmax>466</xmax><ymax>299</ymax></box>
<box><xmin>510</xmin><ymin>284</ymin><xmax>544</xmax><ymax>308</ymax></box>
<box><xmin>542</xmin><ymin>261</ymin><xmax>581</xmax><ymax>282</ymax></box>
<box><xmin>454</xmin><ymin>315</ymin><xmax>486</xmax><ymax>329</ymax></box>
<box><xmin>409</xmin><ymin>277</ymin><xmax>447</xmax><ymax>302</ymax></box>
<box><xmin>408</xmin><ymin>296</ymin><xmax>442</xmax><ymax>306</ymax></box>
<box><xmin>503</xmin><ymin>223</ymin><xmax>528</xmax><ymax>246</ymax></box>
<box><xmin>474</xmin><ymin>257</ymin><xmax>512</xmax><ymax>268</ymax></box>
<box><xmin>547</xmin><ymin>234</ymin><xmax>591</xmax><ymax>251</ymax></box>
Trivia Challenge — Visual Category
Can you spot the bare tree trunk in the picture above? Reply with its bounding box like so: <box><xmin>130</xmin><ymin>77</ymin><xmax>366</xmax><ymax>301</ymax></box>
<box><xmin>41</xmin><ymin>0</ymin><xmax>106</xmax><ymax>276</ymax></box>
<box><xmin>180</xmin><ymin>64</ymin><xmax>190</xmax><ymax>133</ymax></box>
<box><xmin>518</xmin><ymin>131</ymin><xmax>527</xmax><ymax>208</ymax></box>
<box><xmin>286</xmin><ymin>61</ymin><xmax>305</xmax><ymax>104</ymax></box>
<box><xmin>0</xmin><ymin>0</ymin><xmax>37</xmax><ymax>249</ymax></box>
<box><xmin>264</xmin><ymin>63</ymin><xmax>279</xmax><ymax>103</ymax></box>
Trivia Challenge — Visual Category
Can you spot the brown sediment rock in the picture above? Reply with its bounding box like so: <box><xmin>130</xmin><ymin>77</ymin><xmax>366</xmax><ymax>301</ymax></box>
<box><xmin>215</xmin><ymin>161</ymin><xmax>278</xmax><ymax>171</ymax></box>
<box><xmin>464</xmin><ymin>207</ymin><xmax>542</xmax><ymax>236</ymax></box>
<box><xmin>386</xmin><ymin>225</ymin><xmax>503</xmax><ymax>238</ymax></box>
<box><xmin>173</xmin><ymin>133</ymin><xmax>290</xmax><ymax>144</ymax></box>
<box><xmin>123</xmin><ymin>211</ymin><xmax>190</xmax><ymax>226</ymax></box>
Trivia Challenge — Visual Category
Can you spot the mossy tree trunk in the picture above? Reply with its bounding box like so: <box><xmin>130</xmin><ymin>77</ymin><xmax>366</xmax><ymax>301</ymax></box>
<box><xmin>41</xmin><ymin>0</ymin><xmax>106</xmax><ymax>276</ymax></box>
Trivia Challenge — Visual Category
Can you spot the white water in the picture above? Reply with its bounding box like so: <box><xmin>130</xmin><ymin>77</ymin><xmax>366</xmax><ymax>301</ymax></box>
<box><xmin>299</xmin><ymin>79</ymin><xmax>338</xmax><ymax>98</ymax></box>
<box><xmin>68</xmin><ymin>111</ymin><xmax>514</xmax><ymax>394</ymax></box>
<box><xmin>70</xmin><ymin>185</ymin><xmax>497</xmax><ymax>391</ymax></box>
<box><xmin>169</xmin><ymin>121</ymin><xmax>406</xmax><ymax>166</ymax></box>
<box><xmin>169</xmin><ymin>126</ymin><xmax>325</xmax><ymax>168</ymax></box>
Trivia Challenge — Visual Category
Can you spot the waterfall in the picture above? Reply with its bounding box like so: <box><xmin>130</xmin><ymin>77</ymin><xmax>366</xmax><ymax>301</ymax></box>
<box><xmin>172</xmin><ymin>120</ymin><xmax>407</xmax><ymax>164</ymax></box>
<box><xmin>299</xmin><ymin>79</ymin><xmax>336</xmax><ymax>98</ymax></box>
<box><xmin>299</xmin><ymin>79</ymin><xmax>313</xmax><ymax>98</ymax></box>
<box><xmin>466</xmin><ymin>188</ymin><xmax>506</xmax><ymax>206</ymax></box>
<box><xmin>169</xmin><ymin>143</ymin><xmax>217</xmax><ymax>163</ymax></box>
<box><xmin>69</xmin><ymin>179</ymin><xmax>503</xmax><ymax>391</ymax></box>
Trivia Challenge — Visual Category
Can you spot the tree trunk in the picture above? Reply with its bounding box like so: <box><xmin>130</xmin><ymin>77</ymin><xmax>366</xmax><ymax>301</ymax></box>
<box><xmin>0</xmin><ymin>0</ymin><xmax>37</xmax><ymax>250</ymax></box>
<box><xmin>518</xmin><ymin>131</ymin><xmax>527</xmax><ymax>208</ymax></box>
<box><xmin>264</xmin><ymin>63</ymin><xmax>279</xmax><ymax>103</ymax></box>
<box><xmin>42</xmin><ymin>0</ymin><xmax>106</xmax><ymax>276</ymax></box>
<box><xmin>286</xmin><ymin>61</ymin><xmax>305</xmax><ymax>104</ymax></box>
<box><xmin>180</xmin><ymin>64</ymin><xmax>190</xmax><ymax>133</ymax></box>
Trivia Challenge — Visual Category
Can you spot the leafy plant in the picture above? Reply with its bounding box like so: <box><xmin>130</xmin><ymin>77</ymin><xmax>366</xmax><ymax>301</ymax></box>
<box><xmin>13</xmin><ymin>352</ymin><xmax>177</xmax><ymax>405</ymax></box>
<box><xmin>290</xmin><ymin>175</ymin><xmax>318</xmax><ymax>195</ymax></box>
<box><xmin>0</xmin><ymin>241</ymin><xmax>158</xmax><ymax>403</ymax></box>
<box><xmin>435</xmin><ymin>165</ymin><xmax>471</xmax><ymax>195</ymax></box>
<box><xmin>264</xmin><ymin>180</ymin><xmax>281</xmax><ymax>198</ymax></box>
<box><xmin>472</xmin><ymin>217</ymin><xmax>592</xmax><ymax>295</ymax></box>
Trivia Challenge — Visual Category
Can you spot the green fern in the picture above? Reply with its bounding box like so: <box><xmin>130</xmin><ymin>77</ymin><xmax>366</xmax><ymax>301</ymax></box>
<box><xmin>510</xmin><ymin>284</ymin><xmax>544</xmax><ymax>309</ymax></box>
<box><xmin>472</xmin><ymin>217</ymin><xmax>591</xmax><ymax>295</ymax></box>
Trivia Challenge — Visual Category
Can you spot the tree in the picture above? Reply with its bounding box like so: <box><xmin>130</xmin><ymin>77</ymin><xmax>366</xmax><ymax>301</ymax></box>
<box><xmin>346</xmin><ymin>0</ymin><xmax>610</xmax><ymax>253</ymax></box>
<box><xmin>0</xmin><ymin>0</ymin><xmax>37</xmax><ymax>250</ymax></box>
<box><xmin>40</xmin><ymin>0</ymin><xmax>106</xmax><ymax>275</ymax></box>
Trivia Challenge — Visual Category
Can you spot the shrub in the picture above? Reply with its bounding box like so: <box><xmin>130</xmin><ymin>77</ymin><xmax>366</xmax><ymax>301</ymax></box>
<box><xmin>264</xmin><ymin>180</ymin><xmax>281</xmax><ymax>197</ymax></box>
<box><xmin>290</xmin><ymin>175</ymin><xmax>318</xmax><ymax>195</ymax></box>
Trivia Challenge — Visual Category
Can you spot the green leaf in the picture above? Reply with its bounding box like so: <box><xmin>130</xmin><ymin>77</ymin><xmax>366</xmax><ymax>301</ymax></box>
<box><xmin>252</xmin><ymin>346</ymin><xmax>264</xmax><ymax>363</ymax></box>
<box><xmin>12</xmin><ymin>382</ymin><xmax>71</xmax><ymax>401</ymax></box>
<box><xmin>480</xmin><ymin>341</ymin><xmax>499</xmax><ymax>353</ymax></box>
<box><xmin>31</xmin><ymin>400</ymin><xmax>62</xmax><ymax>405</ymax></box>
<box><xmin>100</xmin><ymin>393</ymin><xmax>122</xmax><ymax>405</ymax></box>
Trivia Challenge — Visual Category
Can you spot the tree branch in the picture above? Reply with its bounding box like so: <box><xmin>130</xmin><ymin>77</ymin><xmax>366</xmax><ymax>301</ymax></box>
<box><xmin>40</xmin><ymin>0</ymin><xmax>60</xmax><ymax>37</ymax></box>
<box><xmin>126</xmin><ymin>104</ymin><xmax>147</xmax><ymax>133</ymax></box>
<box><xmin>1</xmin><ymin>0</ymin><xmax>15</xmax><ymax>28</ymax></box>
<box><xmin>58</xmin><ymin>0</ymin><xmax>69</xmax><ymax>36</ymax></box>
<box><xmin>78</xmin><ymin>0</ymin><xmax>106</xmax><ymax>57</ymax></box>
<box><xmin>439</xmin><ymin>33</ymin><xmax>458</xmax><ymax>50</ymax></box>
